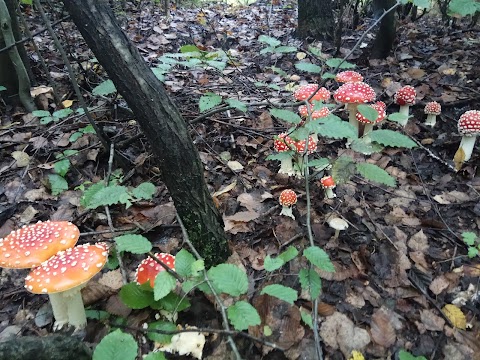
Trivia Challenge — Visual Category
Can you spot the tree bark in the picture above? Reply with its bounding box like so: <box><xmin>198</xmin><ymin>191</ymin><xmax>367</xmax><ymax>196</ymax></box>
<box><xmin>296</xmin><ymin>0</ymin><xmax>335</xmax><ymax>40</ymax></box>
<box><xmin>370</xmin><ymin>0</ymin><xmax>397</xmax><ymax>59</ymax></box>
<box><xmin>61</xmin><ymin>0</ymin><xmax>229</xmax><ymax>267</ymax></box>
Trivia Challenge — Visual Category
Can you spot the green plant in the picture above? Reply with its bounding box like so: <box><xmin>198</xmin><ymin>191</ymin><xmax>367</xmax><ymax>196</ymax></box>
<box><xmin>69</xmin><ymin>124</ymin><xmax>96</xmax><ymax>142</ymax></box>
<box><xmin>0</xmin><ymin>85</ymin><xmax>6</xmax><ymax>91</ymax></box>
<box><xmin>32</xmin><ymin>108</ymin><xmax>74</xmax><ymax>125</ymax></box>
<box><xmin>258</xmin><ymin>35</ymin><xmax>297</xmax><ymax>55</ymax></box>
<box><xmin>47</xmin><ymin>150</ymin><xmax>79</xmax><ymax>195</ymax></box>
<box><xmin>398</xmin><ymin>349</ymin><xmax>427</xmax><ymax>360</ymax></box>
<box><xmin>462</xmin><ymin>232</ymin><xmax>479</xmax><ymax>258</ymax></box>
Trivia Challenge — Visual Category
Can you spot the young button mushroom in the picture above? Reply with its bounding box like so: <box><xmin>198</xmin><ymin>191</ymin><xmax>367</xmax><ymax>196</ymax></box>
<box><xmin>320</xmin><ymin>176</ymin><xmax>336</xmax><ymax>199</ymax></box>
<box><xmin>356</xmin><ymin>101</ymin><xmax>386</xmax><ymax>137</ymax></box>
<box><xmin>453</xmin><ymin>110</ymin><xmax>480</xmax><ymax>170</ymax></box>
<box><xmin>279</xmin><ymin>189</ymin><xmax>297</xmax><ymax>220</ymax></box>
<box><xmin>25</xmin><ymin>242</ymin><xmax>109</xmax><ymax>329</ymax></box>
<box><xmin>327</xmin><ymin>218</ymin><xmax>349</xmax><ymax>239</ymax></box>
<box><xmin>135</xmin><ymin>253</ymin><xmax>175</xmax><ymax>288</ymax></box>
<box><xmin>335</xmin><ymin>70</ymin><xmax>363</xmax><ymax>84</ymax></box>
<box><xmin>394</xmin><ymin>85</ymin><xmax>416</xmax><ymax>126</ymax></box>
<box><xmin>424</xmin><ymin>101</ymin><xmax>441</xmax><ymax>127</ymax></box>
<box><xmin>273</xmin><ymin>133</ymin><xmax>296</xmax><ymax>176</ymax></box>
<box><xmin>294</xmin><ymin>84</ymin><xmax>330</xmax><ymax>103</ymax></box>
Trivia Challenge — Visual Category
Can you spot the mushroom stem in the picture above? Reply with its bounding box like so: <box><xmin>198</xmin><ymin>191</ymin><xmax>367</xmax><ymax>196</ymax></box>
<box><xmin>347</xmin><ymin>103</ymin><xmax>360</xmax><ymax>137</ymax></box>
<box><xmin>333</xmin><ymin>229</ymin><xmax>340</xmax><ymax>240</ymax></box>
<box><xmin>49</xmin><ymin>293</ymin><xmax>69</xmax><ymax>330</ymax></box>
<box><xmin>363</xmin><ymin>123</ymin><xmax>375</xmax><ymax>135</ymax></box>
<box><xmin>64</xmin><ymin>286</ymin><xmax>87</xmax><ymax>329</ymax></box>
<box><xmin>425</xmin><ymin>114</ymin><xmax>437</xmax><ymax>127</ymax></box>
<box><xmin>456</xmin><ymin>135</ymin><xmax>478</xmax><ymax>163</ymax></box>
<box><xmin>325</xmin><ymin>188</ymin><xmax>336</xmax><ymax>199</ymax></box>
<box><xmin>358</xmin><ymin>122</ymin><xmax>367</xmax><ymax>137</ymax></box>
<box><xmin>280</xmin><ymin>206</ymin><xmax>295</xmax><ymax>220</ymax></box>
<box><xmin>398</xmin><ymin>106</ymin><xmax>410</xmax><ymax>126</ymax></box>
<box><xmin>279</xmin><ymin>157</ymin><xmax>295</xmax><ymax>176</ymax></box>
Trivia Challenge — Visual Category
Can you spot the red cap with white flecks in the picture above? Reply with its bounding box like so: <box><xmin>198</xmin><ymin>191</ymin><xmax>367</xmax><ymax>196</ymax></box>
<box><xmin>356</xmin><ymin>102</ymin><xmax>386</xmax><ymax>124</ymax></box>
<box><xmin>424</xmin><ymin>101</ymin><xmax>441</xmax><ymax>115</ymax></box>
<box><xmin>320</xmin><ymin>176</ymin><xmax>336</xmax><ymax>189</ymax></box>
<box><xmin>334</xmin><ymin>82</ymin><xmax>375</xmax><ymax>104</ymax></box>
<box><xmin>274</xmin><ymin>133</ymin><xmax>295</xmax><ymax>152</ymax></box>
<box><xmin>135</xmin><ymin>253</ymin><xmax>175</xmax><ymax>288</ymax></box>
<box><xmin>279</xmin><ymin>189</ymin><xmax>297</xmax><ymax>206</ymax></box>
<box><xmin>458</xmin><ymin>110</ymin><xmax>480</xmax><ymax>136</ymax></box>
<box><xmin>298</xmin><ymin>105</ymin><xmax>330</xmax><ymax>119</ymax></box>
<box><xmin>294</xmin><ymin>85</ymin><xmax>330</xmax><ymax>102</ymax></box>
<box><xmin>335</xmin><ymin>71</ymin><xmax>363</xmax><ymax>83</ymax></box>
<box><xmin>394</xmin><ymin>86</ymin><xmax>416</xmax><ymax>106</ymax></box>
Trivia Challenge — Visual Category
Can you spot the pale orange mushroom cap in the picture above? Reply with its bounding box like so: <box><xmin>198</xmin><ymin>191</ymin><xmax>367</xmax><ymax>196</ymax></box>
<box><xmin>135</xmin><ymin>253</ymin><xmax>176</xmax><ymax>288</ymax></box>
<box><xmin>25</xmin><ymin>242</ymin><xmax>109</xmax><ymax>294</ymax></box>
<box><xmin>279</xmin><ymin>189</ymin><xmax>297</xmax><ymax>207</ymax></box>
<box><xmin>0</xmin><ymin>221</ymin><xmax>80</xmax><ymax>269</ymax></box>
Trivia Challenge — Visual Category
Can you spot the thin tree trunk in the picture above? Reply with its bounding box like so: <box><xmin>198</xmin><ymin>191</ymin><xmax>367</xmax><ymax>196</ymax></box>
<box><xmin>297</xmin><ymin>0</ymin><xmax>335</xmax><ymax>40</ymax></box>
<box><xmin>370</xmin><ymin>0</ymin><xmax>397</xmax><ymax>59</ymax></box>
<box><xmin>61</xmin><ymin>0</ymin><xmax>229</xmax><ymax>267</ymax></box>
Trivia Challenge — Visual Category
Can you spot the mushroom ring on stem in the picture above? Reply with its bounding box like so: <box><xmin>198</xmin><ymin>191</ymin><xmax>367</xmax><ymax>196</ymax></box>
<box><xmin>424</xmin><ymin>101</ymin><xmax>441</xmax><ymax>127</ymax></box>
<box><xmin>454</xmin><ymin>110</ymin><xmax>480</xmax><ymax>170</ymax></box>
<box><xmin>394</xmin><ymin>85</ymin><xmax>416</xmax><ymax>126</ymax></box>
<box><xmin>279</xmin><ymin>189</ymin><xmax>297</xmax><ymax>220</ymax></box>
<box><xmin>25</xmin><ymin>242</ymin><xmax>109</xmax><ymax>329</ymax></box>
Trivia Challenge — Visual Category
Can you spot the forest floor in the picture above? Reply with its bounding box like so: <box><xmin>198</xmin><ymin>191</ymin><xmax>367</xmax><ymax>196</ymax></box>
<box><xmin>0</xmin><ymin>1</ymin><xmax>480</xmax><ymax>359</ymax></box>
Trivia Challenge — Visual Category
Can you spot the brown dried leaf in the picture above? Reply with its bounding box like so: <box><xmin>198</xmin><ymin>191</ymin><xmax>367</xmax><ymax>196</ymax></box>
<box><xmin>370</xmin><ymin>307</ymin><xmax>397</xmax><ymax>348</ymax></box>
<box><xmin>106</xmin><ymin>295</ymin><xmax>132</xmax><ymax>317</ymax></box>
<box><xmin>420</xmin><ymin>309</ymin><xmax>445</xmax><ymax>331</ymax></box>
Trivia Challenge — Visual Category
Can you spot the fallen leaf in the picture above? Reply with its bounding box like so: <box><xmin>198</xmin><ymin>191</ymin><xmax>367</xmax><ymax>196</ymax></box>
<box><xmin>370</xmin><ymin>307</ymin><xmax>397</xmax><ymax>348</ymax></box>
<box><xmin>420</xmin><ymin>309</ymin><xmax>445</xmax><ymax>331</ymax></box>
<box><xmin>227</xmin><ymin>160</ymin><xmax>244</xmax><ymax>171</ymax></box>
<box><xmin>11</xmin><ymin>151</ymin><xmax>30</xmax><ymax>167</ymax></box>
<box><xmin>443</xmin><ymin>304</ymin><xmax>467</xmax><ymax>330</ymax></box>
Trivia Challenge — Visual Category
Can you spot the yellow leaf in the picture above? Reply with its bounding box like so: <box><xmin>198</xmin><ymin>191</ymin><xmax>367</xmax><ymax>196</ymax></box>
<box><xmin>443</xmin><ymin>304</ymin><xmax>466</xmax><ymax>329</ymax></box>
<box><xmin>453</xmin><ymin>147</ymin><xmax>465</xmax><ymax>171</ymax></box>
<box><xmin>62</xmin><ymin>99</ymin><xmax>74</xmax><ymax>108</ymax></box>
<box><xmin>11</xmin><ymin>151</ymin><xmax>30</xmax><ymax>167</ymax></box>
<box><xmin>296</xmin><ymin>52</ymin><xmax>307</xmax><ymax>60</ymax></box>
<box><xmin>349</xmin><ymin>350</ymin><xmax>365</xmax><ymax>360</ymax></box>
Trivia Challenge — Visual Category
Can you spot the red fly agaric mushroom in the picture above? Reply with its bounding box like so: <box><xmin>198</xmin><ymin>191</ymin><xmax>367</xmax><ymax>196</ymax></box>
<box><xmin>334</xmin><ymin>82</ymin><xmax>376</xmax><ymax>135</ymax></box>
<box><xmin>135</xmin><ymin>253</ymin><xmax>175</xmax><ymax>288</ymax></box>
<box><xmin>394</xmin><ymin>86</ymin><xmax>416</xmax><ymax>126</ymax></box>
<box><xmin>424</xmin><ymin>101</ymin><xmax>441</xmax><ymax>127</ymax></box>
<box><xmin>294</xmin><ymin>84</ymin><xmax>330</xmax><ymax>103</ymax></box>
<box><xmin>279</xmin><ymin>189</ymin><xmax>297</xmax><ymax>220</ymax></box>
<box><xmin>293</xmin><ymin>136</ymin><xmax>317</xmax><ymax>177</ymax></box>
<box><xmin>298</xmin><ymin>104</ymin><xmax>330</xmax><ymax>119</ymax></box>
<box><xmin>453</xmin><ymin>110</ymin><xmax>480</xmax><ymax>170</ymax></box>
<box><xmin>273</xmin><ymin>133</ymin><xmax>296</xmax><ymax>176</ymax></box>
<box><xmin>335</xmin><ymin>71</ymin><xmax>363</xmax><ymax>83</ymax></box>
<box><xmin>0</xmin><ymin>221</ymin><xmax>80</xmax><ymax>269</ymax></box>
<box><xmin>25</xmin><ymin>242</ymin><xmax>109</xmax><ymax>329</ymax></box>
<box><xmin>355</xmin><ymin>101</ymin><xmax>387</xmax><ymax>137</ymax></box>
<box><xmin>320</xmin><ymin>176</ymin><xmax>336</xmax><ymax>199</ymax></box>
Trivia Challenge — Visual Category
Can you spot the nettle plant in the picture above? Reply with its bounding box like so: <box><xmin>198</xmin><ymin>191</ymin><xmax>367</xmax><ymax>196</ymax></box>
<box><xmin>462</xmin><ymin>232</ymin><xmax>480</xmax><ymax>258</ymax></box>
<box><xmin>92</xmin><ymin>235</ymin><xmax>334</xmax><ymax>359</ymax></box>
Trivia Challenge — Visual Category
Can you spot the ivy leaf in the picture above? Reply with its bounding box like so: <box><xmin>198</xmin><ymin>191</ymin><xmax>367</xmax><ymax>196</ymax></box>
<box><xmin>356</xmin><ymin>163</ymin><xmax>396</xmax><ymax>186</ymax></box>
<box><xmin>269</xmin><ymin>108</ymin><xmax>302</xmax><ymax>124</ymax></box>
<box><xmin>153</xmin><ymin>271</ymin><xmax>176</xmax><ymax>301</ymax></box>
<box><xmin>226</xmin><ymin>98</ymin><xmax>247</xmax><ymax>112</ymax></box>
<box><xmin>207</xmin><ymin>264</ymin><xmax>248</xmax><ymax>296</ymax></box>
<box><xmin>260</xmin><ymin>284</ymin><xmax>297</xmax><ymax>305</ymax></box>
<box><xmin>114</xmin><ymin>234</ymin><xmax>152</xmax><ymax>254</ymax></box>
<box><xmin>299</xmin><ymin>268</ymin><xmax>322</xmax><ymax>299</ymax></box>
<box><xmin>174</xmin><ymin>249</ymin><xmax>196</xmax><ymax>277</ymax></box>
<box><xmin>48</xmin><ymin>174</ymin><xmax>68</xmax><ymax>196</ymax></box>
<box><xmin>303</xmin><ymin>246</ymin><xmax>335</xmax><ymax>272</ymax></box>
<box><xmin>119</xmin><ymin>282</ymin><xmax>154</xmax><ymax>309</ymax></box>
<box><xmin>325</xmin><ymin>58</ymin><xmax>356</xmax><ymax>69</ymax></box>
<box><xmin>93</xmin><ymin>330</ymin><xmax>137</xmax><ymax>360</ymax></box>
<box><xmin>199</xmin><ymin>93</ymin><xmax>222</xmax><ymax>112</ymax></box>
<box><xmin>92</xmin><ymin>80</ymin><xmax>117</xmax><ymax>96</ymax></box>
<box><xmin>369</xmin><ymin>130</ymin><xmax>417</xmax><ymax>148</ymax></box>
<box><xmin>131</xmin><ymin>182</ymin><xmax>156</xmax><ymax>200</ymax></box>
<box><xmin>227</xmin><ymin>301</ymin><xmax>261</xmax><ymax>330</ymax></box>
<box><xmin>295</xmin><ymin>62</ymin><xmax>322</xmax><ymax>73</ymax></box>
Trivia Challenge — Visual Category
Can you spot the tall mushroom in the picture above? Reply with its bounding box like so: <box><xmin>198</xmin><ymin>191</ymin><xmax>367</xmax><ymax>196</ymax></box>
<box><xmin>279</xmin><ymin>190</ymin><xmax>297</xmax><ymax>220</ymax></box>
<box><xmin>453</xmin><ymin>110</ymin><xmax>480</xmax><ymax>170</ymax></box>
<box><xmin>273</xmin><ymin>133</ymin><xmax>296</xmax><ymax>176</ymax></box>
<box><xmin>25</xmin><ymin>242</ymin><xmax>109</xmax><ymax>329</ymax></box>
<box><xmin>394</xmin><ymin>86</ymin><xmax>416</xmax><ymax>126</ymax></box>
<box><xmin>424</xmin><ymin>101</ymin><xmax>441</xmax><ymax>127</ymax></box>
<box><xmin>135</xmin><ymin>253</ymin><xmax>176</xmax><ymax>288</ymax></box>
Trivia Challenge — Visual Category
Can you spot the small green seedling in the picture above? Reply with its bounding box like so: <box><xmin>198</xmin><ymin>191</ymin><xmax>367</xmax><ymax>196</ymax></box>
<box><xmin>33</xmin><ymin>108</ymin><xmax>74</xmax><ymax>125</ymax></box>
<box><xmin>462</xmin><ymin>232</ymin><xmax>479</xmax><ymax>258</ymax></box>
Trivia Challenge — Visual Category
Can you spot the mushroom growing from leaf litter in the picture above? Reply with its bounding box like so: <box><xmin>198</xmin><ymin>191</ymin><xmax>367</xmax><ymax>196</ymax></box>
<box><xmin>454</xmin><ymin>110</ymin><xmax>480</xmax><ymax>170</ymax></box>
<box><xmin>335</xmin><ymin>71</ymin><xmax>363</xmax><ymax>84</ymax></box>
<box><xmin>294</xmin><ymin>84</ymin><xmax>330</xmax><ymax>103</ymax></box>
<box><xmin>273</xmin><ymin>133</ymin><xmax>296</xmax><ymax>176</ymax></box>
<box><xmin>424</xmin><ymin>101</ymin><xmax>441</xmax><ymax>127</ymax></box>
<box><xmin>320</xmin><ymin>176</ymin><xmax>336</xmax><ymax>199</ymax></box>
<box><xmin>135</xmin><ymin>253</ymin><xmax>176</xmax><ymax>288</ymax></box>
<box><xmin>279</xmin><ymin>189</ymin><xmax>297</xmax><ymax>220</ymax></box>
<box><xmin>328</xmin><ymin>218</ymin><xmax>349</xmax><ymax>239</ymax></box>
<box><xmin>394</xmin><ymin>85</ymin><xmax>416</xmax><ymax>126</ymax></box>
<box><xmin>355</xmin><ymin>101</ymin><xmax>386</xmax><ymax>137</ymax></box>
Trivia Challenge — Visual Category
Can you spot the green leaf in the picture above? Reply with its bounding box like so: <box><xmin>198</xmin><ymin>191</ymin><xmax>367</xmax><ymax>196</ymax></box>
<box><xmin>53</xmin><ymin>108</ymin><xmax>73</xmax><ymax>119</ymax></box>
<box><xmin>316</xmin><ymin>118</ymin><xmax>357</xmax><ymax>139</ymax></box>
<box><xmin>93</xmin><ymin>329</ymin><xmax>138</xmax><ymax>360</ymax></box>
<box><xmin>227</xmin><ymin>301</ymin><xmax>261</xmax><ymax>331</ymax></box>
<box><xmin>114</xmin><ymin>234</ymin><xmax>152</xmax><ymax>254</ymax></box>
<box><xmin>131</xmin><ymin>182</ymin><xmax>156</xmax><ymax>200</ymax></box>
<box><xmin>331</xmin><ymin>155</ymin><xmax>355</xmax><ymax>185</ymax></box>
<box><xmin>461</xmin><ymin>232</ymin><xmax>477</xmax><ymax>246</ymax></box>
<box><xmin>144</xmin><ymin>352</ymin><xmax>167</xmax><ymax>360</ymax></box>
<box><xmin>206</xmin><ymin>60</ymin><xmax>226</xmax><ymax>71</ymax></box>
<box><xmin>325</xmin><ymin>58</ymin><xmax>356</xmax><ymax>69</ymax></box>
<box><xmin>151</xmin><ymin>291</ymin><xmax>190</xmax><ymax>312</ymax></box>
<box><xmin>299</xmin><ymin>268</ymin><xmax>322</xmax><ymax>299</ymax></box>
<box><xmin>467</xmin><ymin>247</ymin><xmax>479</xmax><ymax>258</ymax></box>
<box><xmin>448</xmin><ymin>0</ymin><xmax>480</xmax><ymax>16</ymax></box>
<box><xmin>119</xmin><ymin>282</ymin><xmax>154</xmax><ymax>309</ymax></box>
<box><xmin>388</xmin><ymin>112</ymin><xmax>409</xmax><ymax>123</ymax></box>
<box><xmin>369</xmin><ymin>130</ymin><xmax>417</xmax><ymax>148</ymax></box>
<box><xmin>0</xmin><ymin>85</ymin><xmax>6</xmax><ymax>91</ymax></box>
<box><xmin>207</xmin><ymin>264</ymin><xmax>248</xmax><ymax>296</ymax></box>
<box><xmin>85</xmin><ymin>310</ymin><xmax>110</xmax><ymax>320</ymax></box>
<box><xmin>356</xmin><ymin>163</ymin><xmax>396</xmax><ymax>186</ymax></box>
<box><xmin>303</xmin><ymin>246</ymin><xmax>335</xmax><ymax>272</ymax></box>
<box><xmin>263</xmin><ymin>325</ymin><xmax>272</xmax><ymax>336</ymax></box>
<box><xmin>175</xmin><ymin>249</ymin><xmax>196</xmax><ymax>277</ymax></box>
<box><xmin>295</xmin><ymin>62</ymin><xmax>322</xmax><ymax>74</ymax></box>
<box><xmin>180</xmin><ymin>44</ymin><xmax>201</xmax><ymax>53</ymax></box>
<box><xmin>258</xmin><ymin>35</ymin><xmax>281</xmax><ymax>47</ymax></box>
<box><xmin>260</xmin><ymin>284</ymin><xmax>297</xmax><ymax>304</ymax></box>
<box><xmin>153</xmin><ymin>271</ymin><xmax>176</xmax><ymax>301</ymax></box>
<box><xmin>266</xmin><ymin>151</ymin><xmax>294</xmax><ymax>161</ymax></box>
<box><xmin>40</xmin><ymin>116</ymin><xmax>55</xmax><ymax>125</ymax></box>
<box><xmin>69</xmin><ymin>132</ymin><xmax>83</xmax><ymax>142</ymax></box>
<box><xmin>146</xmin><ymin>321</ymin><xmax>177</xmax><ymax>344</ymax></box>
<box><xmin>269</xmin><ymin>108</ymin><xmax>301</xmax><ymax>124</ymax></box>
<box><xmin>82</xmin><ymin>124</ymin><xmax>96</xmax><ymax>134</ymax></box>
<box><xmin>264</xmin><ymin>256</ymin><xmax>285</xmax><ymax>272</ymax></box>
<box><xmin>357</xmin><ymin>104</ymin><xmax>378</xmax><ymax>122</ymax></box>
<box><xmin>350</xmin><ymin>138</ymin><xmax>384</xmax><ymax>155</ymax></box>
<box><xmin>300</xmin><ymin>308</ymin><xmax>313</xmax><ymax>329</ymax></box>
<box><xmin>274</xmin><ymin>46</ymin><xmax>297</xmax><ymax>53</ymax></box>
<box><xmin>321</xmin><ymin>72</ymin><xmax>336</xmax><ymax>79</ymax></box>
<box><xmin>152</xmin><ymin>68</ymin><xmax>166</xmax><ymax>82</ymax></box>
<box><xmin>279</xmin><ymin>246</ymin><xmax>299</xmax><ymax>263</ymax></box>
<box><xmin>92</xmin><ymin>80</ymin><xmax>117</xmax><ymax>96</ymax></box>
<box><xmin>54</xmin><ymin>158</ymin><xmax>71</xmax><ymax>177</ymax></box>
<box><xmin>85</xmin><ymin>185</ymin><xmax>131</xmax><ymax>209</ymax></box>
<box><xmin>32</xmin><ymin>110</ymin><xmax>51</xmax><ymax>118</ymax></box>
<box><xmin>226</xmin><ymin>99</ymin><xmax>247</xmax><ymax>112</ymax></box>
<box><xmin>80</xmin><ymin>182</ymin><xmax>105</xmax><ymax>208</ymax></box>
<box><xmin>48</xmin><ymin>174</ymin><xmax>68</xmax><ymax>196</ymax></box>
<box><xmin>411</xmin><ymin>0</ymin><xmax>430</xmax><ymax>8</ymax></box>
<box><xmin>191</xmin><ymin>260</ymin><xmax>205</xmax><ymax>276</ymax></box>
<box><xmin>398</xmin><ymin>349</ymin><xmax>427</xmax><ymax>360</ymax></box>
<box><xmin>199</xmin><ymin>93</ymin><xmax>222</xmax><ymax>112</ymax></box>
<box><xmin>271</xmin><ymin>66</ymin><xmax>288</xmax><ymax>78</ymax></box>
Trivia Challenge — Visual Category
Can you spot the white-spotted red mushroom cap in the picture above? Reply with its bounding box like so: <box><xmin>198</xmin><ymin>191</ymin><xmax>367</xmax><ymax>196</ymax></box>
<box><xmin>279</xmin><ymin>189</ymin><xmax>297</xmax><ymax>207</ymax></box>
<box><xmin>333</xmin><ymin>82</ymin><xmax>376</xmax><ymax>105</ymax></box>
<box><xmin>424</xmin><ymin>101</ymin><xmax>441</xmax><ymax>115</ymax></box>
<box><xmin>274</xmin><ymin>133</ymin><xmax>295</xmax><ymax>152</ymax></box>
<box><xmin>295</xmin><ymin>136</ymin><xmax>317</xmax><ymax>154</ymax></box>
<box><xmin>0</xmin><ymin>221</ymin><xmax>80</xmax><ymax>269</ymax></box>
<box><xmin>335</xmin><ymin>71</ymin><xmax>363</xmax><ymax>83</ymax></box>
<box><xmin>298</xmin><ymin>105</ymin><xmax>330</xmax><ymax>119</ymax></box>
<box><xmin>376</xmin><ymin>101</ymin><xmax>386</xmax><ymax>110</ymax></box>
<box><xmin>320</xmin><ymin>176</ymin><xmax>336</xmax><ymax>189</ymax></box>
<box><xmin>356</xmin><ymin>102</ymin><xmax>386</xmax><ymax>124</ymax></box>
<box><xmin>135</xmin><ymin>253</ymin><xmax>175</xmax><ymax>288</ymax></box>
<box><xmin>24</xmin><ymin>243</ymin><xmax>109</xmax><ymax>294</ymax></box>
<box><xmin>294</xmin><ymin>85</ymin><xmax>330</xmax><ymax>102</ymax></box>
<box><xmin>458</xmin><ymin>110</ymin><xmax>480</xmax><ymax>136</ymax></box>
<box><xmin>394</xmin><ymin>86</ymin><xmax>416</xmax><ymax>106</ymax></box>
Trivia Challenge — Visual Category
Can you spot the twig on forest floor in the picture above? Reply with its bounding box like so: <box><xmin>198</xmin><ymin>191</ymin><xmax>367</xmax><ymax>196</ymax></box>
<box><xmin>146</xmin><ymin>251</ymin><xmax>183</xmax><ymax>283</ymax></box>
<box><xmin>410</xmin><ymin>137</ymin><xmax>457</xmax><ymax>172</ymax></box>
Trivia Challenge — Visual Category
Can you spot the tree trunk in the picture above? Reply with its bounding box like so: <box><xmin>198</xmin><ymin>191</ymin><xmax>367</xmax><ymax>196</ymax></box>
<box><xmin>62</xmin><ymin>0</ymin><xmax>230</xmax><ymax>267</ymax></box>
<box><xmin>370</xmin><ymin>0</ymin><xmax>397</xmax><ymax>59</ymax></box>
<box><xmin>296</xmin><ymin>0</ymin><xmax>335</xmax><ymax>40</ymax></box>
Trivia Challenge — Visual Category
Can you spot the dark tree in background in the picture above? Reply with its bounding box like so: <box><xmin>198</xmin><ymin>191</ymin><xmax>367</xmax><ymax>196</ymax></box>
<box><xmin>296</xmin><ymin>0</ymin><xmax>335</xmax><ymax>40</ymax></box>
<box><xmin>370</xmin><ymin>0</ymin><xmax>397</xmax><ymax>59</ymax></box>
<box><xmin>62</xmin><ymin>0</ymin><xmax>230</xmax><ymax>267</ymax></box>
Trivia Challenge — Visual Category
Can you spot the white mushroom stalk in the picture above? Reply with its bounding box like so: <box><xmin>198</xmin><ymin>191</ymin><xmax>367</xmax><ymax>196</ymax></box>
<box><xmin>424</xmin><ymin>101</ymin><xmax>441</xmax><ymax>127</ymax></box>
<box><xmin>454</xmin><ymin>110</ymin><xmax>480</xmax><ymax>170</ymax></box>
<box><xmin>394</xmin><ymin>86</ymin><xmax>416</xmax><ymax>127</ymax></box>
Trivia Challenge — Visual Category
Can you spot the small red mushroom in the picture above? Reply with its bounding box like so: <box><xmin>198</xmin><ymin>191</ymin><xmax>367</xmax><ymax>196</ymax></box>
<box><xmin>320</xmin><ymin>176</ymin><xmax>336</xmax><ymax>199</ymax></box>
<box><xmin>394</xmin><ymin>86</ymin><xmax>416</xmax><ymax>126</ymax></box>
<box><xmin>295</xmin><ymin>136</ymin><xmax>317</xmax><ymax>155</ymax></box>
<box><xmin>273</xmin><ymin>133</ymin><xmax>296</xmax><ymax>176</ymax></box>
<box><xmin>298</xmin><ymin>104</ymin><xmax>330</xmax><ymax>119</ymax></box>
<box><xmin>335</xmin><ymin>71</ymin><xmax>363</xmax><ymax>83</ymax></box>
<box><xmin>424</xmin><ymin>101</ymin><xmax>441</xmax><ymax>127</ymax></box>
<box><xmin>355</xmin><ymin>101</ymin><xmax>387</xmax><ymax>137</ymax></box>
<box><xmin>135</xmin><ymin>253</ymin><xmax>176</xmax><ymax>288</ymax></box>
<box><xmin>453</xmin><ymin>110</ymin><xmax>480</xmax><ymax>170</ymax></box>
<box><xmin>279</xmin><ymin>189</ymin><xmax>297</xmax><ymax>219</ymax></box>
<box><xmin>294</xmin><ymin>84</ymin><xmax>330</xmax><ymax>103</ymax></box>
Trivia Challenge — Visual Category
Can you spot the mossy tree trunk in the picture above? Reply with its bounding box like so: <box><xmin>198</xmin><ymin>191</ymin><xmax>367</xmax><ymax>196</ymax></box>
<box><xmin>297</xmin><ymin>0</ymin><xmax>335</xmax><ymax>40</ymax></box>
<box><xmin>370</xmin><ymin>0</ymin><xmax>397</xmax><ymax>59</ymax></box>
<box><xmin>62</xmin><ymin>0</ymin><xmax>230</xmax><ymax>267</ymax></box>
